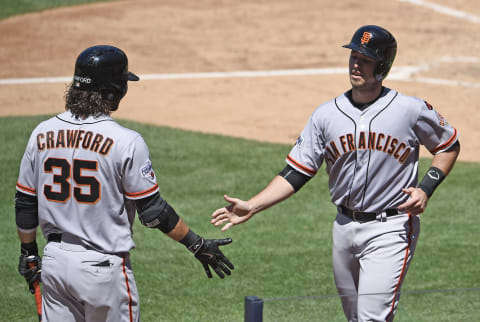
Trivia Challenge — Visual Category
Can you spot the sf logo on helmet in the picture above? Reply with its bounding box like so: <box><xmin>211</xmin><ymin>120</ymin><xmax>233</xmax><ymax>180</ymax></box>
<box><xmin>361</xmin><ymin>32</ymin><xmax>371</xmax><ymax>44</ymax></box>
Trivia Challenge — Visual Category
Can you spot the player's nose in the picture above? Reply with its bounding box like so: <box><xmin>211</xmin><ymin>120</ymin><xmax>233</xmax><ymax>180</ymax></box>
<box><xmin>350</xmin><ymin>56</ymin><xmax>360</xmax><ymax>69</ymax></box>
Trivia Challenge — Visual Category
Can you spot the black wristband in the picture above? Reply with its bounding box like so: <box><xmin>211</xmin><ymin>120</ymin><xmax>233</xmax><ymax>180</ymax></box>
<box><xmin>179</xmin><ymin>230</ymin><xmax>201</xmax><ymax>248</ymax></box>
<box><xmin>20</xmin><ymin>241</ymin><xmax>38</xmax><ymax>256</ymax></box>
<box><xmin>418</xmin><ymin>167</ymin><xmax>446</xmax><ymax>198</ymax></box>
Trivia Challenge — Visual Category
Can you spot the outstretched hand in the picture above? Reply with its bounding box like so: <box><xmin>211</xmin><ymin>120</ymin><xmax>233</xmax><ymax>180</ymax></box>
<box><xmin>211</xmin><ymin>195</ymin><xmax>254</xmax><ymax>231</ymax></box>
<box><xmin>189</xmin><ymin>237</ymin><xmax>234</xmax><ymax>278</ymax></box>
<box><xmin>398</xmin><ymin>187</ymin><xmax>429</xmax><ymax>215</ymax></box>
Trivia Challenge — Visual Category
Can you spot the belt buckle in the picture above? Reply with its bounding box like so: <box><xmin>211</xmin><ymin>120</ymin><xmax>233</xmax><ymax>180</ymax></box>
<box><xmin>352</xmin><ymin>210</ymin><xmax>360</xmax><ymax>221</ymax></box>
<box><xmin>376</xmin><ymin>211</ymin><xmax>387</xmax><ymax>222</ymax></box>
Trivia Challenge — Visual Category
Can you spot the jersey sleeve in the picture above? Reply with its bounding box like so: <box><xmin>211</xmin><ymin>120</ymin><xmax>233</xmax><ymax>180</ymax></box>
<box><xmin>414</xmin><ymin>101</ymin><xmax>458</xmax><ymax>154</ymax></box>
<box><xmin>286</xmin><ymin>114</ymin><xmax>324</xmax><ymax>177</ymax></box>
<box><xmin>122</xmin><ymin>135</ymin><xmax>160</xmax><ymax>200</ymax></box>
<box><xmin>16</xmin><ymin>133</ymin><xmax>38</xmax><ymax>196</ymax></box>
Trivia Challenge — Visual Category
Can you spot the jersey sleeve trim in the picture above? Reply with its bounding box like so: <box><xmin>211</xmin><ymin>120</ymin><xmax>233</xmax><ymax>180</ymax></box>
<box><xmin>125</xmin><ymin>184</ymin><xmax>159</xmax><ymax>199</ymax></box>
<box><xmin>286</xmin><ymin>154</ymin><xmax>317</xmax><ymax>176</ymax></box>
<box><xmin>431</xmin><ymin>128</ymin><xmax>458</xmax><ymax>154</ymax></box>
<box><xmin>16</xmin><ymin>182</ymin><xmax>37</xmax><ymax>196</ymax></box>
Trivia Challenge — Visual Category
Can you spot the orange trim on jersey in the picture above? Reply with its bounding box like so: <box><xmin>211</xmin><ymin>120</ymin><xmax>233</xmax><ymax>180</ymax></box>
<box><xmin>286</xmin><ymin>155</ymin><xmax>317</xmax><ymax>176</ymax></box>
<box><xmin>431</xmin><ymin>128</ymin><xmax>457</xmax><ymax>154</ymax></box>
<box><xmin>122</xmin><ymin>258</ymin><xmax>134</xmax><ymax>322</ymax></box>
<box><xmin>125</xmin><ymin>184</ymin><xmax>159</xmax><ymax>198</ymax></box>
<box><xmin>387</xmin><ymin>214</ymin><xmax>413</xmax><ymax>320</ymax></box>
<box><xmin>16</xmin><ymin>182</ymin><xmax>36</xmax><ymax>194</ymax></box>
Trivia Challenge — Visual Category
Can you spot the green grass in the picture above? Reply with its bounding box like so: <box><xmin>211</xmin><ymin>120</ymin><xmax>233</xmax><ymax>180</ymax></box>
<box><xmin>2</xmin><ymin>1</ymin><xmax>478</xmax><ymax>321</ymax></box>
<box><xmin>0</xmin><ymin>115</ymin><xmax>479</xmax><ymax>321</ymax></box>
<box><xmin>0</xmin><ymin>0</ymin><xmax>114</xmax><ymax>20</ymax></box>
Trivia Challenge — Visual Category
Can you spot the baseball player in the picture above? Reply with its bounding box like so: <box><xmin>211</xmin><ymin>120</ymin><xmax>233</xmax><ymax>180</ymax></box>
<box><xmin>211</xmin><ymin>25</ymin><xmax>460</xmax><ymax>321</ymax></box>
<box><xmin>15</xmin><ymin>45</ymin><xmax>234</xmax><ymax>322</ymax></box>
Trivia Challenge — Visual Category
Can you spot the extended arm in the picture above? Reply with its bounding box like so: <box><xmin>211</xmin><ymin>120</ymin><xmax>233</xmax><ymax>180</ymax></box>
<box><xmin>134</xmin><ymin>192</ymin><xmax>234</xmax><ymax>278</ymax></box>
<box><xmin>399</xmin><ymin>141</ymin><xmax>460</xmax><ymax>215</ymax></box>
<box><xmin>211</xmin><ymin>169</ymin><xmax>302</xmax><ymax>231</ymax></box>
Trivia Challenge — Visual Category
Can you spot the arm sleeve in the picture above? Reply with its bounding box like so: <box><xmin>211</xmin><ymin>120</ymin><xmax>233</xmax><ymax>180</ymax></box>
<box><xmin>122</xmin><ymin>135</ymin><xmax>160</xmax><ymax>200</ymax></box>
<box><xmin>413</xmin><ymin>101</ymin><xmax>459</xmax><ymax>154</ymax></box>
<box><xmin>286</xmin><ymin>113</ymin><xmax>325</xmax><ymax>177</ymax></box>
<box><xmin>278</xmin><ymin>164</ymin><xmax>311</xmax><ymax>192</ymax></box>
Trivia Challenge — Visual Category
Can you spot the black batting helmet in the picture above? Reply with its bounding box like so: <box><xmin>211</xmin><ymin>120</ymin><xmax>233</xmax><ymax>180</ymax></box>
<box><xmin>73</xmin><ymin>45</ymin><xmax>139</xmax><ymax>102</ymax></box>
<box><xmin>343</xmin><ymin>25</ymin><xmax>397</xmax><ymax>81</ymax></box>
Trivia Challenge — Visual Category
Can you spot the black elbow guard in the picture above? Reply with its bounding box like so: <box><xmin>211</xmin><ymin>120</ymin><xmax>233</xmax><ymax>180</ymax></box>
<box><xmin>156</xmin><ymin>202</ymin><xmax>180</xmax><ymax>233</ymax></box>
<box><xmin>135</xmin><ymin>193</ymin><xmax>180</xmax><ymax>233</ymax></box>
<box><xmin>15</xmin><ymin>191</ymin><xmax>39</xmax><ymax>230</ymax></box>
<box><xmin>279</xmin><ymin>165</ymin><xmax>312</xmax><ymax>192</ymax></box>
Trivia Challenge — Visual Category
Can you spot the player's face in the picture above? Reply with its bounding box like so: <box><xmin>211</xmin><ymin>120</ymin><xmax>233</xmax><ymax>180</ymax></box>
<box><xmin>348</xmin><ymin>51</ymin><xmax>379</xmax><ymax>90</ymax></box>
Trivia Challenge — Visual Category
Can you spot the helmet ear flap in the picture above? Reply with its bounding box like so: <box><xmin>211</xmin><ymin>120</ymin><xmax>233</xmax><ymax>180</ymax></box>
<box><xmin>375</xmin><ymin>62</ymin><xmax>386</xmax><ymax>81</ymax></box>
<box><xmin>103</xmin><ymin>92</ymin><xmax>116</xmax><ymax>101</ymax></box>
<box><xmin>100</xmin><ymin>80</ymin><xmax>127</xmax><ymax>103</ymax></box>
<box><xmin>99</xmin><ymin>90</ymin><xmax>120</xmax><ymax>111</ymax></box>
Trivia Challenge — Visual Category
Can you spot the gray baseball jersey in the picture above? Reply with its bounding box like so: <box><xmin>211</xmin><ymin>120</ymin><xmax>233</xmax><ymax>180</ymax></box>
<box><xmin>285</xmin><ymin>87</ymin><xmax>457</xmax><ymax>321</ymax></box>
<box><xmin>16</xmin><ymin>111</ymin><xmax>162</xmax><ymax>321</ymax></box>
<box><xmin>16</xmin><ymin>111</ymin><xmax>159</xmax><ymax>254</ymax></box>
<box><xmin>287</xmin><ymin>88</ymin><xmax>457</xmax><ymax>211</ymax></box>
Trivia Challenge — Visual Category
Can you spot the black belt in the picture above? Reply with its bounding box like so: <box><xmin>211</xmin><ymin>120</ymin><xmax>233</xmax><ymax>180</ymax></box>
<box><xmin>47</xmin><ymin>233</ymin><xmax>62</xmax><ymax>242</ymax></box>
<box><xmin>339</xmin><ymin>205</ymin><xmax>399</xmax><ymax>222</ymax></box>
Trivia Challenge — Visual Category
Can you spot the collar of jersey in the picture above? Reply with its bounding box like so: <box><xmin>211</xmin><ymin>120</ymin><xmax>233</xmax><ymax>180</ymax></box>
<box><xmin>57</xmin><ymin>111</ymin><xmax>113</xmax><ymax>124</ymax></box>
<box><xmin>339</xmin><ymin>88</ymin><xmax>396</xmax><ymax>114</ymax></box>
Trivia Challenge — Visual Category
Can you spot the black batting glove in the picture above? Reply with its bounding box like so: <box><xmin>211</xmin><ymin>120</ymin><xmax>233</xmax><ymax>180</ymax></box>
<box><xmin>181</xmin><ymin>230</ymin><xmax>234</xmax><ymax>279</ymax></box>
<box><xmin>18</xmin><ymin>241</ymin><xmax>42</xmax><ymax>294</ymax></box>
<box><xmin>189</xmin><ymin>237</ymin><xmax>234</xmax><ymax>278</ymax></box>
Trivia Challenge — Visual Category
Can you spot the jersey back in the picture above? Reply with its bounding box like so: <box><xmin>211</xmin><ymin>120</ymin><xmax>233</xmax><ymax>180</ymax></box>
<box><xmin>16</xmin><ymin>111</ymin><xmax>159</xmax><ymax>253</ymax></box>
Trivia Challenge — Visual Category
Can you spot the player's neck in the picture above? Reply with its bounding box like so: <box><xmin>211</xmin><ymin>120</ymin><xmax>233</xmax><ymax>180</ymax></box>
<box><xmin>348</xmin><ymin>86</ymin><xmax>386</xmax><ymax>110</ymax></box>
<box><xmin>351</xmin><ymin>84</ymin><xmax>383</xmax><ymax>104</ymax></box>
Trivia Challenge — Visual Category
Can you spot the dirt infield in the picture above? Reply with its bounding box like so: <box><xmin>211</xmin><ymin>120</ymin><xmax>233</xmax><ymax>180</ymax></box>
<box><xmin>0</xmin><ymin>0</ymin><xmax>478</xmax><ymax>161</ymax></box>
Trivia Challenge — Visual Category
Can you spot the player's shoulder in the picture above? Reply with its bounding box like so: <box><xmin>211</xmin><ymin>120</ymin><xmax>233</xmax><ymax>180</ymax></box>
<box><xmin>28</xmin><ymin>114</ymin><xmax>63</xmax><ymax>135</ymax></box>
<box><xmin>104</xmin><ymin>119</ymin><xmax>146</xmax><ymax>147</ymax></box>
<box><xmin>105</xmin><ymin>118</ymin><xmax>141</xmax><ymax>137</ymax></box>
<box><xmin>310</xmin><ymin>97</ymin><xmax>338</xmax><ymax>119</ymax></box>
<box><xmin>391</xmin><ymin>89</ymin><xmax>429</xmax><ymax>110</ymax></box>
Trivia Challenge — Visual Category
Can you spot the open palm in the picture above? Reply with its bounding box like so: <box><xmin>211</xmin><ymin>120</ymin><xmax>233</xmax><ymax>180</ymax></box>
<box><xmin>211</xmin><ymin>195</ymin><xmax>254</xmax><ymax>231</ymax></box>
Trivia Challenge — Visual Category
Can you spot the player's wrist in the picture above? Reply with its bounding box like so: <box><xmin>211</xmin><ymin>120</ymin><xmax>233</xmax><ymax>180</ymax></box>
<box><xmin>180</xmin><ymin>229</ymin><xmax>202</xmax><ymax>250</ymax></box>
<box><xmin>20</xmin><ymin>240</ymin><xmax>38</xmax><ymax>256</ymax></box>
<box><xmin>245</xmin><ymin>201</ymin><xmax>255</xmax><ymax>215</ymax></box>
<box><xmin>417</xmin><ymin>167</ymin><xmax>446</xmax><ymax>198</ymax></box>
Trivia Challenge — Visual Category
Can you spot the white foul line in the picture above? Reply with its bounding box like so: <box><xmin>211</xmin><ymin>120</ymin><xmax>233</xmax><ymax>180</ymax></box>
<box><xmin>400</xmin><ymin>0</ymin><xmax>480</xmax><ymax>24</ymax></box>
<box><xmin>0</xmin><ymin>56</ymin><xmax>479</xmax><ymax>88</ymax></box>
<box><xmin>0</xmin><ymin>69</ymin><xmax>348</xmax><ymax>85</ymax></box>
<box><xmin>0</xmin><ymin>76</ymin><xmax>71</xmax><ymax>85</ymax></box>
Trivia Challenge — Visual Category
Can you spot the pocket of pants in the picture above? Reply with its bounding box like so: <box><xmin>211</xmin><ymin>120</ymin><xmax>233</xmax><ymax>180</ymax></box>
<box><xmin>81</xmin><ymin>259</ymin><xmax>114</xmax><ymax>284</ymax></box>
